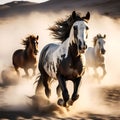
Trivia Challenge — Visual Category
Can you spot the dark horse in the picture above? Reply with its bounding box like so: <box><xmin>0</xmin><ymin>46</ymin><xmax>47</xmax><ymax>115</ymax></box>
<box><xmin>36</xmin><ymin>11</ymin><xmax>90</xmax><ymax>107</ymax></box>
<box><xmin>12</xmin><ymin>35</ymin><xmax>39</xmax><ymax>77</ymax></box>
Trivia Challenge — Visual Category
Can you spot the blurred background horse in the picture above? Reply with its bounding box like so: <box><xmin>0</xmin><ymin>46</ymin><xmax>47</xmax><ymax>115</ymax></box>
<box><xmin>12</xmin><ymin>35</ymin><xmax>39</xmax><ymax>77</ymax></box>
<box><xmin>85</xmin><ymin>34</ymin><xmax>106</xmax><ymax>80</ymax></box>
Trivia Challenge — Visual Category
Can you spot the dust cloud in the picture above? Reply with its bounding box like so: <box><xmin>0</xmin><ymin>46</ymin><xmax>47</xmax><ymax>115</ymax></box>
<box><xmin>0</xmin><ymin>11</ymin><xmax>120</xmax><ymax>118</ymax></box>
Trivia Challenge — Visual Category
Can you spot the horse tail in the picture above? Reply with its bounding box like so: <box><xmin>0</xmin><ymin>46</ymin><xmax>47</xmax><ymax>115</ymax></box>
<box><xmin>35</xmin><ymin>73</ymin><xmax>44</xmax><ymax>95</ymax></box>
<box><xmin>35</xmin><ymin>44</ymin><xmax>50</xmax><ymax>96</ymax></box>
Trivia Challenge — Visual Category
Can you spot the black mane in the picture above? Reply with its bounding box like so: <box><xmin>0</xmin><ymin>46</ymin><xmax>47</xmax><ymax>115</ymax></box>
<box><xmin>49</xmin><ymin>11</ymin><xmax>82</xmax><ymax>42</ymax></box>
<box><xmin>22</xmin><ymin>35</ymin><xmax>36</xmax><ymax>48</ymax></box>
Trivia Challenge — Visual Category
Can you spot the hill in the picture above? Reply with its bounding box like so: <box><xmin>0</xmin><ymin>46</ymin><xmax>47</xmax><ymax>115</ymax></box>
<box><xmin>0</xmin><ymin>0</ymin><xmax>120</xmax><ymax>19</ymax></box>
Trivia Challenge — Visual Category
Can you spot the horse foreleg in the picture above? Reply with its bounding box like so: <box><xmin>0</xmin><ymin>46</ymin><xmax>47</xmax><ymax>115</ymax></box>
<box><xmin>32</xmin><ymin>66</ymin><xmax>36</xmax><ymax>76</ymax></box>
<box><xmin>101</xmin><ymin>64</ymin><xmax>106</xmax><ymax>79</ymax></box>
<box><xmin>69</xmin><ymin>77</ymin><xmax>81</xmax><ymax>106</ymax></box>
<box><xmin>35</xmin><ymin>75</ymin><xmax>43</xmax><ymax>95</ymax></box>
<box><xmin>93</xmin><ymin>68</ymin><xmax>99</xmax><ymax>78</ymax></box>
<box><xmin>14</xmin><ymin>66</ymin><xmax>20</xmax><ymax>76</ymax></box>
<box><xmin>24</xmin><ymin>68</ymin><xmax>29</xmax><ymax>77</ymax></box>
<box><xmin>57</xmin><ymin>75</ymin><xmax>69</xmax><ymax>107</ymax></box>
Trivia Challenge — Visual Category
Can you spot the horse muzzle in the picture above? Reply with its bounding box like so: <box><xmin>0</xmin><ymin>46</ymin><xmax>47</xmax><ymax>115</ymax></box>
<box><xmin>79</xmin><ymin>44</ymin><xmax>87</xmax><ymax>53</ymax></box>
<box><xmin>101</xmin><ymin>49</ymin><xmax>106</xmax><ymax>54</ymax></box>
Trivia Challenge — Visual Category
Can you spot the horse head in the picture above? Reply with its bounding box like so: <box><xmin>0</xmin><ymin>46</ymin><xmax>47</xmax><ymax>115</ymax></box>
<box><xmin>28</xmin><ymin>35</ymin><xmax>39</xmax><ymax>55</ymax></box>
<box><xmin>94</xmin><ymin>34</ymin><xmax>106</xmax><ymax>55</ymax></box>
<box><xmin>70</xmin><ymin>11</ymin><xmax>90</xmax><ymax>54</ymax></box>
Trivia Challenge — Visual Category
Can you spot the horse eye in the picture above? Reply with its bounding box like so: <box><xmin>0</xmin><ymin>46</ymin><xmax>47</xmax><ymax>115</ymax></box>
<box><xmin>98</xmin><ymin>41</ymin><xmax>101</xmax><ymax>45</ymax></box>
<box><xmin>36</xmin><ymin>41</ymin><xmax>38</xmax><ymax>45</ymax></box>
<box><xmin>31</xmin><ymin>40</ymin><xmax>34</xmax><ymax>43</ymax></box>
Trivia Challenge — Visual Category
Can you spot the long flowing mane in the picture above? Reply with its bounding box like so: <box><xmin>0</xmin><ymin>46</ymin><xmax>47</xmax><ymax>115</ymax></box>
<box><xmin>93</xmin><ymin>34</ymin><xmax>104</xmax><ymax>47</ymax></box>
<box><xmin>49</xmin><ymin>11</ymin><xmax>82</xmax><ymax>42</ymax></box>
<box><xmin>21</xmin><ymin>35</ymin><xmax>36</xmax><ymax>48</ymax></box>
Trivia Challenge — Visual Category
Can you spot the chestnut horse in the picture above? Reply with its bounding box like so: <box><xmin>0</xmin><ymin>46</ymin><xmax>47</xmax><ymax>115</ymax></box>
<box><xmin>12</xmin><ymin>35</ymin><xmax>39</xmax><ymax>77</ymax></box>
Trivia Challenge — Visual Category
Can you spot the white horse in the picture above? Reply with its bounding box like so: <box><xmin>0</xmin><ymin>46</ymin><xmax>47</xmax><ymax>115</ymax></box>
<box><xmin>85</xmin><ymin>34</ymin><xmax>106</xmax><ymax>80</ymax></box>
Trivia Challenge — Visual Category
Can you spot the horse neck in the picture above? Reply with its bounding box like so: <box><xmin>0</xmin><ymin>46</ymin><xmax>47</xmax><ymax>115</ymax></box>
<box><xmin>94</xmin><ymin>45</ymin><xmax>103</xmax><ymax>60</ymax></box>
<box><xmin>25</xmin><ymin>47</ymin><xmax>36</xmax><ymax>59</ymax></box>
<box><xmin>66</xmin><ymin>27</ymin><xmax>82</xmax><ymax>57</ymax></box>
<box><xmin>55</xmin><ymin>27</ymin><xmax>79</xmax><ymax>58</ymax></box>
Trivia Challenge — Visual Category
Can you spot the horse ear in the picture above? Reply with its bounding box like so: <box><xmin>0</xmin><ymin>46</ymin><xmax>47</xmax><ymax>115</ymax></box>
<box><xmin>83</xmin><ymin>12</ymin><xmax>90</xmax><ymax>21</ymax></box>
<box><xmin>103</xmin><ymin>34</ymin><xmax>106</xmax><ymax>38</ymax></box>
<box><xmin>37</xmin><ymin>35</ymin><xmax>39</xmax><ymax>40</ymax></box>
<box><xmin>72</xmin><ymin>11</ymin><xmax>76</xmax><ymax>19</ymax></box>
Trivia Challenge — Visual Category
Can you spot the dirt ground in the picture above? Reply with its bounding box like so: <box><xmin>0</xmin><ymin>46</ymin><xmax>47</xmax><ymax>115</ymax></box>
<box><xmin>0</xmin><ymin>0</ymin><xmax>120</xmax><ymax>120</ymax></box>
<box><xmin>0</xmin><ymin>84</ymin><xmax>120</xmax><ymax>120</ymax></box>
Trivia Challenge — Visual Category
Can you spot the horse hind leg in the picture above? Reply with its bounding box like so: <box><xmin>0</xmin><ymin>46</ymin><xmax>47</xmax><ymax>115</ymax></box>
<box><xmin>14</xmin><ymin>65</ymin><xmax>20</xmax><ymax>76</ymax></box>
<box><xmin>68</xmin><ymin>77</ymin><xmax>81</xmax><ymax>106</ymax></box>
<box><xmin>35</xmin><ymin>73</ymin><xmax>51</xmax><ymax>98</ymax></box>
<box><xmin>57</xmin><ymin>75</ymin><xmax>69</xmax><ymax>107</ymax></box>
<box><xmin>43</xmin><ymin>75</ymin><xmax>51</xmax><ymax>98</ymax></box>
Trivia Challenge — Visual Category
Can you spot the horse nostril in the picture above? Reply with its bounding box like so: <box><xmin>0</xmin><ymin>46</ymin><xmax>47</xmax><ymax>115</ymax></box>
<box><xmin>85</xmin><ymin>45</ymin><xmax>87</xmax><ymax>49</ymax></box>
<box><xmin>101</xmin><ymin>49</ymin><xmax>106</xmax><ymax>54</ymax></box>
<box><xmin>83</xmin><ymin>45</ymin><xmax>87</xmax><ymax>50</ymax></box>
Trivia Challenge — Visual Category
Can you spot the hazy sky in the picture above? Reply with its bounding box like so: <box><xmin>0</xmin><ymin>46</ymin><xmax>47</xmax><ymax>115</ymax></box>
<box><xmin>0</xmin><ymin>0</ymin><xmax>49</xmax><ymax>5</ymax></box>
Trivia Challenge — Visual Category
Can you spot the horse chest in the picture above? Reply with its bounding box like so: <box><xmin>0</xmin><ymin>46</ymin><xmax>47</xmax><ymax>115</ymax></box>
<box><xmin>25</xmin><ymin>56</ymin><xmax>37</xmax><ymax>67</ymax></box>
<box><xmin>58</xmin><ymin>56</ymin><xmax>84</xmax><ymax>79</ymax></box>
<box><xmin>95</xmin><ymin>56</ymin><xmax>104</xmax><ymax>67</ymax></box>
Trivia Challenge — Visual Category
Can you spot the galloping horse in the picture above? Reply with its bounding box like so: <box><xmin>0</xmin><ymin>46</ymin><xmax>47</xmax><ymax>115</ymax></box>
<box><xmin>35</xmin><ymin>11</ymin><xmax>90</xmax><ymax>107</ymax></box>
<box><xmin>85</xmin><ymin>34</ymin><xmax>106</xmax><ymax>79</ymax></box>
<box><xmin>12</xmin><ymin>35</ymin><xmax>39</xmax><ymax>77</ymax></box>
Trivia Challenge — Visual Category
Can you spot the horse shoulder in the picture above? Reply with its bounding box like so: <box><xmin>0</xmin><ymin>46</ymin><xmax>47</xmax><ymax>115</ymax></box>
<box><xmin>40</xmin><ymin>44</ymin><xmax>59</xmax><ymax>78</ymax></box>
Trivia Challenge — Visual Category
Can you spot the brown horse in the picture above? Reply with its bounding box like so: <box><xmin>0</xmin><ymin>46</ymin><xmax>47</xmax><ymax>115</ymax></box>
<box><xmin>12</xmin><ymin>35</ymin><xmax>39</xmax><ymax>77</ymax></box>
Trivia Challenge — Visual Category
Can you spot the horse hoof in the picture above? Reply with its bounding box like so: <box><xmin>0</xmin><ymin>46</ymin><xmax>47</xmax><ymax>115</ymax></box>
<box><xmin>76</xmin><ymin>94</ymin><xmax>79</xmax><ymax>100</ymax></box>
<box><xmin>57</xmin><ymin>98</ymin><xmax>64</xmax><ymax>106</ymax></box>
<box><xmin>68</xmin><ymin>100</ymin><xmax>73</xmax><ymax>106</ymax></box>
<box><xmin>22</xmin><ymin>75</ymin><xmax>29</xmax><ymax>79</ymax></box>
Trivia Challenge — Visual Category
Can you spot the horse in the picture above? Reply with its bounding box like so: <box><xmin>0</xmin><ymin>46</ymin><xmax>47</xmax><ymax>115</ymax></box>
<box><xmin>12</xmin><ymin>35</ymin><xmax>39</xmax><ymax>77</ymax></box>
<box><xmin>35</xmin><ymin>11</ymin><xmax>90</xmax><ymax>108</ymax></box>
<box><xmin>85</xmin><ymin>34</ymin><xmax>106</xmax><ymax>80</ymax></box>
